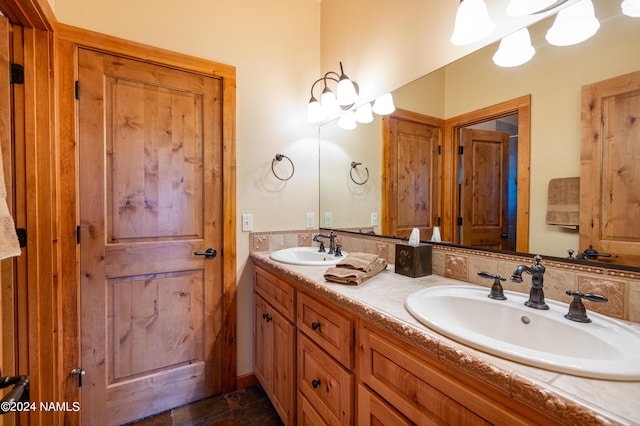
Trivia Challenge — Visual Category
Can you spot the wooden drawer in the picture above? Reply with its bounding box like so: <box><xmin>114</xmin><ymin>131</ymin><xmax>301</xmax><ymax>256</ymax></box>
<box><xmin>359</xmin><ymin>323</ymin><xmax>557</xmax><ymax>426</ymax></box>
<box><xmin>298</xmin><ymin>333</ymin><xmax>353</xmax><ymax>425</ymax></box>
<box><xmin>254</xmin><ymin>265</ymin><xmax>295</xmax><ymax>321</ymax></box>
<box><xmin>357</xmin><ymin>384</ymin><xmax>412</xmax><ymax>426</ymax></box>
<box><xmin>297</xmin><ymin>292</ymin><xmax>354</xmax><ymax>368</ymax></box>
<box><xmin>359</xmin><ymin>325</ymin><xmax>490</xmax><ymax>425</ymax></box>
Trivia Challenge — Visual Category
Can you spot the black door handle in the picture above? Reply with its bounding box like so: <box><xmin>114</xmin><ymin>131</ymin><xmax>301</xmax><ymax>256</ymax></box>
<box><xmin>194</xmin><ymin>248</ymin><xmax>217</xmax><ymax>259</ymax></box>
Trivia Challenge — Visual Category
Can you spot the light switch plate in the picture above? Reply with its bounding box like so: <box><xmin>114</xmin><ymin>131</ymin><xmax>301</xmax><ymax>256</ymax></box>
<box><xmin>324</xmin><ymin>212</ymin><xmax>333</xmax><ymax>227</ymax></box>
<box><xmin>371</xmin><ymin>212</ymin><xmax>379</xmax><ymax>226</ymax></box>
<box><xmin>306</xmin><ymin>212</ymin><xmax>314</xmax><ymax>228</ymax></box>
<box><xmin>242</xmin><ymin>214</ymin><xmax>253</xmax><ymax>232</ymax></box>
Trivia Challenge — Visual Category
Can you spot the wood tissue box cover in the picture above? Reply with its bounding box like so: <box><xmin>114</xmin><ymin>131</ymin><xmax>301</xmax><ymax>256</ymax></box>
<box><xmin>395</xmin><ymin>244</ymin><xmax>432</xmax><ymax>278</ymax></box>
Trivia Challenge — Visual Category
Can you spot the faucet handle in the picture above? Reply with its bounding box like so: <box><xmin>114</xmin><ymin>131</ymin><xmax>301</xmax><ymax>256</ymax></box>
<box><xmin>564</xmin><ymin>290</ymin><xmax>608</xmax><ymax>323</ymax></box>
<box><xmin>478</xmin><ymin>272</ymin><xmax>507</xmax><ymax>300</ymax></box>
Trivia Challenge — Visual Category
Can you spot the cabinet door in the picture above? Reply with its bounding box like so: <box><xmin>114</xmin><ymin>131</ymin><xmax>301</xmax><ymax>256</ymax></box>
<box><xmin>255</xmin><ymin>293</ymin><xmax>296</xmax><ymax>425</ymax></box>
<box><xmin>581</xmin><ymin>70</ymin><xmax>640</xmax><ymax>264</ymax></box>
<box><xmin>272</xmin><ymin>307</ymin><xmax>296</xmax><ymax>425</ymax></box>
<box><xmin>254</xmin><ymin>294</ymin><xmax>273</xmax><ymax>393</ymax></box>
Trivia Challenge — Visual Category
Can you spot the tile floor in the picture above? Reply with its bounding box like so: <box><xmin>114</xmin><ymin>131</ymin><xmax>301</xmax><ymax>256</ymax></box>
<box><xmin>125</xmin><ymin>384</ymin><xmax>284</xmax><ymax>426</ymax></box>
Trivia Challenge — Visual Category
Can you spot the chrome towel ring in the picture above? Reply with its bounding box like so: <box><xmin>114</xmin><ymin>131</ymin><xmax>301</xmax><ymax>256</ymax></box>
<box><xmin>350</xmin><ymin>161</ymin><xmax>369</xmax><ymax>185</ymax></box>
<box><xmin>272</xmin><ymin>153</ymin><xmax>295</xmax><ymax>181</ymax></box>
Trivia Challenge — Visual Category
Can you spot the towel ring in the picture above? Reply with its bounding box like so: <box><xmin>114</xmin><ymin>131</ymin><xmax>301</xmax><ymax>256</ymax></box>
<box><xmin>350</xmin><ymin>161</ymin><xmax>369</xmax><ymax>185</ymax></box>
<box><xmin>272</xmin><ymin>153</ymin><xmax>294</xmax><ymax>181</ymax></box>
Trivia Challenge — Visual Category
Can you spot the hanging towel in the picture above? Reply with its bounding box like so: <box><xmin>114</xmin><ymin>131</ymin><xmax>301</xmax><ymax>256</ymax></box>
<box><xmin>0</xmin><ymin>144</ymin><xmax>21</xmax><ymax>260</ymax></box>
<box><xmin>324</xmin><ymin>253</ymin><xmax>387</xmax><ymax>285</ymax></box>
<box><xmin>546</xmin><ymin>177</ymin><xmax>580</xmax><ymax>228</ymax></box>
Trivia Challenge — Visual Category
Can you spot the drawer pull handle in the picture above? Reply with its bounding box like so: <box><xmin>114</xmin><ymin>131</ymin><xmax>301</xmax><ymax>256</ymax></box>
<box><xmin>311</xmin><ymin>321</ymin><xmax>321</xmax><ymax>331</ymax></box>
<box><xmin>312</xmin><ymin>379</ymin><xmax>321</xmax><ymax>389</ymax></box>
<box><xmin>262</xmin><ymin>313</ymin><xmax>272</xmax><ymax>322</ymax></box>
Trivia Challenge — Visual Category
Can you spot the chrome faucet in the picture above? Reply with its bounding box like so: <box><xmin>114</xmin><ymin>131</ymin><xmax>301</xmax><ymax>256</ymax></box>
<box><xmin>313</xmin><ymin>230</ymin><xmax>337</xmax><ymax>255</ymax></box>
<box><xmin>510</xmin><ymin>255</ymin><xmax>548</xmax><ymax>310</ymax></box>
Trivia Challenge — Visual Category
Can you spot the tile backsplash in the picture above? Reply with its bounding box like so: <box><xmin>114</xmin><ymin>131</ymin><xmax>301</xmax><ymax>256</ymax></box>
<box><xmin>250</xmin><ymin>230</ymin><xmax>640</xmax><ymax>324</ymax></box>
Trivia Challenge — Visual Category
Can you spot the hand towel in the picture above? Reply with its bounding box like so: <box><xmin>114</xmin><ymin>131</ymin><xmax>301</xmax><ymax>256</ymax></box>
<box><xmin>324</xmin><ymin>253</ymin><xmax>387</xmax><ymax>285</ymax></box>
<box><xmin>546</xmin><ymin>177</ymin><xmax>580</xmax><ymax>228</ymax></box>
<box><xmin>0</xmin><ymin>143</ymin><xmax>21</xmax><ymax>260</ymax></box>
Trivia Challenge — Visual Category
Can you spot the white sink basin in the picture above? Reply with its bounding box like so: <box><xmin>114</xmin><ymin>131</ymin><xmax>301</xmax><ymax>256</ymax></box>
<box><xmin>269</xmin><ymin>247</ymin><xmax>348</xmax><ymax>266</ymax></box>
<box><xmin>405</xmin><ymin>285</ymin><xmax>640</xmax><ymax>380</ymax></box>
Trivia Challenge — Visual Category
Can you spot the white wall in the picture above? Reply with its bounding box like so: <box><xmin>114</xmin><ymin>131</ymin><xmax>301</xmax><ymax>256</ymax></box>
<box><xmin>53</xmin><ymin>0</ymin><xmax>321</xmax><ymax>376</ymax></box>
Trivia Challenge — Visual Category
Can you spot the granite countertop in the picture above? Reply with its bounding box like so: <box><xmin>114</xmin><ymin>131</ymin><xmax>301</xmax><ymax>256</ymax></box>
<box><xmin>251</xmin><ymin>252</ymin><xmax>640</xmax><ymax>426</ymax></box>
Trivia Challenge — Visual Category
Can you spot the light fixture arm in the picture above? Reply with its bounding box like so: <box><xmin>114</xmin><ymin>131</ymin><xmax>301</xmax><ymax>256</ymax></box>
<box><xmin>309</xmin><ymin>74</ymin><xmax>339</xmax><ymax>100</ymax></box>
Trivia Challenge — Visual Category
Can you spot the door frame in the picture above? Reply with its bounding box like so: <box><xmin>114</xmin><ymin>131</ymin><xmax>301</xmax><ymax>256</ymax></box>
<box><xmin>444</xmin><ymin>95</ymin><xmax>531</xmax><ymax>253</ymax></box>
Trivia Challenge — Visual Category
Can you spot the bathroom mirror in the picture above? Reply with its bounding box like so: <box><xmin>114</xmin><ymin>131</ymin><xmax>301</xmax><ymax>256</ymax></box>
<box><xmin>318</xmin><ymin>0</ymin><xmax>640</xmax><ymax>265</ymax></box>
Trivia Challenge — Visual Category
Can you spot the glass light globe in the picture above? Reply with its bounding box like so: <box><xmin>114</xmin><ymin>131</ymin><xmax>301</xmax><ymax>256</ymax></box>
<box><xmin>493</xmin><ymin>28</ymin><xmax>536</xmax><ymax>67</ymax></box>
<box><xmin>450</xmin><ymin>0</ymin><xmax>495</xmax><ymax>46</ymax></box>
<box><xmin>546</xmin><ymin>0</ymin><xmax>600</xmax><ymax>46</ymax></box>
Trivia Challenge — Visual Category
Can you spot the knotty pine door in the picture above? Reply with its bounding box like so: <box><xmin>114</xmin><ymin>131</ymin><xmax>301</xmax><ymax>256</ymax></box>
<box><xmin>78</xmin><ymin>48</ymin><xmax>223</xmax><ymax>425</ymax></box>
<box><xmin>459</xmin><ymin>128</ymin><xmax>510</xmax><ymax>250</ymax></box>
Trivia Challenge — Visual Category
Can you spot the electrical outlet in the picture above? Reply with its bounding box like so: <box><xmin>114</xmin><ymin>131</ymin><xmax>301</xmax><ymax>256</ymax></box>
<box><xmin>371</xmin><ymin>212</ymin><xmax>379</xmax><ymax>226</ymax></box>
<box><xmin>242</xmin><ymin>214</ymin><xmax>253</xmax><ymax>232</ymax></box>
<box><xmin>324</xmin><ymin>212</ymin><xmax>333</xmax><ymax>227</ymax></box>
<box><xmin>306</xmin><ymin>212</ymin><xmax>315</xmax><ymax>228</ymax></box>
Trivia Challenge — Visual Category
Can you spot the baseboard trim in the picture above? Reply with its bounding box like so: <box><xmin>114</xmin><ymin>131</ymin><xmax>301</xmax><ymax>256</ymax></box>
<box><xmin>237</xmin><ymin>373</ymin><xmax>258</xmax><ymax>390</ymax></box>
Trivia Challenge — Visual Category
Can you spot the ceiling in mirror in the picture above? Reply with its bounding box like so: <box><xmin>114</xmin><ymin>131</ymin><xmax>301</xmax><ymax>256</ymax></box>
<box><xmin>318</xmin><ymin>0</ymin><xmax>640</xmax><ymax>267</ymax></box>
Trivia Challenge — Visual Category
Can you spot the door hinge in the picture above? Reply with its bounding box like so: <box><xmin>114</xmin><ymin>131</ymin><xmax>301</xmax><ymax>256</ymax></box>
<box><xmin>16</xmin><ymin>228</ymin><xmax>27</xmax><ymax>247</ymax></box>
<box><xmin>10</xmin><ymin>64</ymin><xmax>24</xmax><ymax>85</ymax></box>
<box><xmin>437</xmin><ymin>145</ymin><xmax>442</xmax><ymax>155</ymax></box>
<box><xmin>75</xmin><ymin>81</ymin><xmax>80</xmax><ymax>100</ymax></box>
<box><xmin>76</xmin><ymin>226</ymin><xmax>81</xmax><ymax>244</ymax></box>
<box><xmin>436</xmin><ymin>216</ymin><xmax>441</xmax><ymax>226</ymax></box>
<box><xmin>457</xmin><ymin>217</ymin><xmax>463</xmax><ymax>226</ymax></box>
<box><xmin>458</xmin><ymin>146</ymin><xmax>464</xmax><ymax>155</ymax></box>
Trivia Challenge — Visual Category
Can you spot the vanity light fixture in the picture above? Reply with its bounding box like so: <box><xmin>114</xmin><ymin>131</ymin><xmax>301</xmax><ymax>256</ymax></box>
<box><xmin>372</xmin><ymin>93</ymin><xmax>396</xmax><ymax>115</ymax></box>
<box><xmin>337</xmin><ymin>110</ymin><xmax>357</xmax><ymax>130</ymax></box>
<box><xmin>545</xmin><ymin>0</ymin><xmax>600</xmax><ymax>46</ymax></box>
<box><xmin>354</xmin><ymin>103</ymin><xmax>374</xmax><ymax>124</ymax></box>
<box><xmin>307</xmin><ymin>62</ymin><xmax>359</xmax><ymax>124</ymax></box>
<box><xmin>622</xmin><ymin>0</ymin><xmax>640</xmax><ymax>17</ymax></box>
<box><xmin>493</xmin><ymin>28</ymin><xmax>535</xmax><ymax>67</ymax></box>
<box><xmin>450</xmin><ymin>0</ymin><xmax>495</xmax><ymax>46</ymax></box>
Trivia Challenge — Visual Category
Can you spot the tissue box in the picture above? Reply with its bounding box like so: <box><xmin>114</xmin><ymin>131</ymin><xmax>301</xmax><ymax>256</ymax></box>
<box><xmin>394</xmin><ymin>244</ymin><xmax>432</xmax><ymax>278</ymax></box>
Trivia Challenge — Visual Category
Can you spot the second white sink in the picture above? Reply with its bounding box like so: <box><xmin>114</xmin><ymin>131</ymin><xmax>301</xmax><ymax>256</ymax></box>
<box><xmin>405</xmin><ymin>285</ymin><xmax>640</xmax><ymax>380</ymax></box>
<box><xmin>269</xmin><ymin>246</ymin><xmax>348</xmax><ymax>266</ymax></box>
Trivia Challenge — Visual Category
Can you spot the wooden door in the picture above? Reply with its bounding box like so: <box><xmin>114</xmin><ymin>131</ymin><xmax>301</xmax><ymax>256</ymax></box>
<box><xmin>459</xmin><ymin>128</ymin><xmax>510</xmax><ymax>249</ymax></box>
<box><xmin>78</xmin><ymin>48</ymin><xmax>223</xmax><ymax>425</ymax></box>
<box><xmin>581</xmin><ymin>71</ymin><xmax>640</xmax><ymax>265</ymax></box>
<box><xmin>382</xmin><ymin>110</ymin><xmax>442</xmax><ymax>239</ymax></box>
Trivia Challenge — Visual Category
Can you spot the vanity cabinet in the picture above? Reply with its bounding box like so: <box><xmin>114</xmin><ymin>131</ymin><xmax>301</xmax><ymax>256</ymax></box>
<box><xmin>253</xmin><ymin>261</ymin><xmax>563</xmax><ymax>425</ymax></box>
<box><xmin>253</xmin><ymin>266</ymin><xmax>296</xmax><ymax>425</ymax></box>
<box><xmin>297</xmin><ymin>292</ymin><xmax>355</xmax><ymax>425</ymax></box>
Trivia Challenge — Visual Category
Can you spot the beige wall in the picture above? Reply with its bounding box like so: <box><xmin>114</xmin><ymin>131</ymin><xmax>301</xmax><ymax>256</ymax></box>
<box><xmin>53</xmin><ymin>0</ymin><xmax>320</xmax><ymax>376</ymax></box>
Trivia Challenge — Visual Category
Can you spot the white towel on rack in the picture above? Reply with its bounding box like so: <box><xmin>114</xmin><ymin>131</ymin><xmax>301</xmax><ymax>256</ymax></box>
<box><xmin>0</xmin><ymin>142</ymin><xmax>21</xmax><ymax>260</ymax></box>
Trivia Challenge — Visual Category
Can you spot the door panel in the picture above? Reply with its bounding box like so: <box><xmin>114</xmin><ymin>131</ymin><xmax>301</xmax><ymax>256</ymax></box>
<box><xmin>79</xmin><ymin>48</ymin><xmax>222</xmax><ymax>425</ymax></box>
<box><xmin>460</xmin><ymin>128</ymin><xmax>510</xmax><ymax>250</ymax></box>
<box><xmin>383</xmin><ymin>111</ymin><xmax>442</xmax><ymax>239</ymax></box>
<box><xmin>581</xmin><ymin>71</ymin><xmax>640</xmax><ymax>264</ymax></box>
